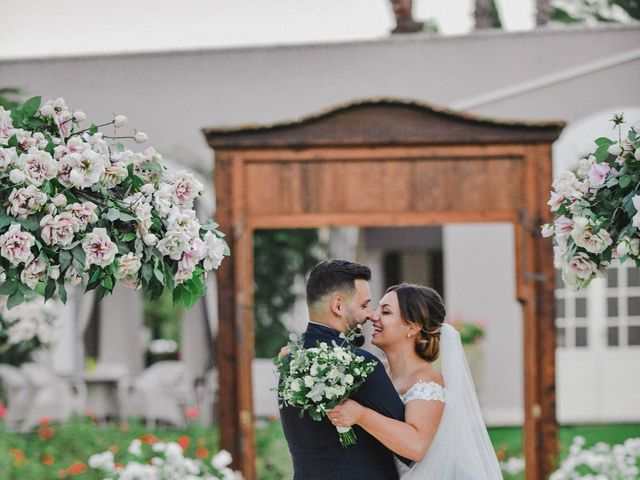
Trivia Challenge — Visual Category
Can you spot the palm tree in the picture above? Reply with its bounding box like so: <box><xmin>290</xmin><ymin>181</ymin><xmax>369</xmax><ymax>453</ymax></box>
<box><xmin>474</xmin><ymin>0</ymin><xmax>503</xmax><ymax>29</ymax></box>
<box><xmin>536</xmin><ymin>0</ymin><xmax>553</xmax><ymax>25</ymax></box>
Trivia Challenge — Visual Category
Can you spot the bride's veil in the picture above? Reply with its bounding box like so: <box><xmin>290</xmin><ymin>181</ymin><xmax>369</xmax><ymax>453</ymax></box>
<box><xmin>402</xmin><ymin>323</ymin><xmax>503</xmax><ymax>479</ymax></box>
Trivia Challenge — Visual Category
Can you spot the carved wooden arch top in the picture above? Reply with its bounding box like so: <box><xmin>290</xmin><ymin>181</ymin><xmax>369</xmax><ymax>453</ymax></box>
<box><xmin>204</xmin><ymin>98</ymin><xmax>565</xmax><ymax>149</ymax></box>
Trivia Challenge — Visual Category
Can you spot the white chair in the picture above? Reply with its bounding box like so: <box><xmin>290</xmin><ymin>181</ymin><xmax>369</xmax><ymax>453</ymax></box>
<box><xmin>119</xmin><ymin>361</ymin><xmax>197</xmax><ymax>427</ymax></box>
<box><xmin>0</xmin><ymin>364</ymin><xmax>32</xmax><ymax>431</ymax></box>
<box><xmin>19</xmin><ymin>363</ymin><xmax>86</xmax><ymax>431</ymax></box>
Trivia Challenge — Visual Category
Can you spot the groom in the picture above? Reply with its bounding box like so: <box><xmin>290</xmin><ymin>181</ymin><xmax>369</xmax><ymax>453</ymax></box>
<box><xmin>279</xmin><ymin>259</ymin><xmax>407</xmax><ymax>479</ymax></box>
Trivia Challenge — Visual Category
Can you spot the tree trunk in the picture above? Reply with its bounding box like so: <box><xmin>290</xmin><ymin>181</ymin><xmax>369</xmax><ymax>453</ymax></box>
<box><xmin>475</xmin><ymin>0</ymin><xmax>502</xmax><ymax>29</ymax></box>
<box><xmin>536</xmin><ymin>0</ymin><xmax>553</xmax><ymax>25</ymax></box>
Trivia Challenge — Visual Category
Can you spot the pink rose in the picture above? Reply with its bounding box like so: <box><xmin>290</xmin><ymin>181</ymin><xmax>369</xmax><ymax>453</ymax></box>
<box><xmin>567</xmin><ymin>252</ymin><xmax>597</xmax><ymax>280</ymax></box>
<box><xmin>40</xmin><ymin>212</ymin><xmax>80</xmax><ymax>246</ymax></box>
<box><xmin>20</xmin><ymin>257</ymin><xmax>47</xmax><ymax>289</ymax></box>
<box><xmin>82</xmin><ymin>228</ymin><xmax>117</xmax><ymax>268</ymax></box>
<box><xmin>554</xmin><ymin>216</ymin><xmax>574</xmax><ymax>237</ymax></box>
<box><xmin>172</xmin><ymin>171</ymin><xmax>203</xmax><ymax>207</ymax></box>
<box><xmin>65</xmin><ymin>202</ymin><xmax>98</xmax><ymax>231</ymax></box>
<box><xmin>587</xmin><ymin>162</ymin><xmax>611</xmax><ymax>188</ymax></box>
<box><xmin>0</xmin><ymin>147</ymin><xmax>19</xmax><ymax>172</ymax></box>
<box><xmin>7</xmin><ymin>185</ymin><xmax>48</xmax><ymax>218</ymax></box>
<box><xmin>21</xmin><ymin>150</ymin><xmax>58</xmax><ymax>186</ymax></box>
<box><xmin>0</xmin><ymin>224</ymin><xmax>35</xmax><ymax>266</ymax></box>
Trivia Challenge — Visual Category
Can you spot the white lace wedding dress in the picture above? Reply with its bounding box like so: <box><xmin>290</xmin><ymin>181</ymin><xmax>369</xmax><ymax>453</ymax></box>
<box><xmin>395</xmin><ymin>324</ymin><xmax>503</xmax><ymax>479</ymax></box>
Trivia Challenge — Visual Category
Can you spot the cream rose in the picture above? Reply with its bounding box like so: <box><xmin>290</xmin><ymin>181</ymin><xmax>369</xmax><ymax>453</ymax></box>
<box><xmin>567</xmin><ymin>252</ymin><xmax>597</xmax><ymax>280</ymax></box>
<box><xmin>157</xmin><ymin>231</ymin><xmax>190</xmax><ymax>260</ymax></box>
<box><xmin>7</xmin><ymin>185</ymin><xmax>48</xmax><ymax>218</ymax></box>
<box><xmin>202</xmin><ymin>231</ymin><xmax>227</xmax><ymax>270</ymax></box>
<box><xmin>20</xmin><ymin>150</ymin><xmax>58</xmax><ymax>186</ymax></box>
<box><xmin>20</xmin><ymin>257</ymin><xmax>47</xmax><ymax>289</ymax></box>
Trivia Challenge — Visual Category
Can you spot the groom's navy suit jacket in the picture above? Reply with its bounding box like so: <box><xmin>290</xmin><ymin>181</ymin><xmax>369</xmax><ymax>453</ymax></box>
<box><xmin>280</xmin><ymin>323</ymin><xmax>406</xmax><ymax>480</ymax></box>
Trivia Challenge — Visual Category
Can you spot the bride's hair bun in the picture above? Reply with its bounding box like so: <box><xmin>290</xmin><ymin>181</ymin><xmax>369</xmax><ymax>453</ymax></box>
<box><xmin>385</xmin><ymin>284</ymin><xmax>446</xmax><ymax>362</ymax></box>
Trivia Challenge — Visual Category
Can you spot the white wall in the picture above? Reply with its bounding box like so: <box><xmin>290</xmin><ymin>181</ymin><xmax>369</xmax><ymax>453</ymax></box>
<box><xmin>444</xmin><ymin>223</ymin><xmax>524</xmax><ymax>425</ymax></box>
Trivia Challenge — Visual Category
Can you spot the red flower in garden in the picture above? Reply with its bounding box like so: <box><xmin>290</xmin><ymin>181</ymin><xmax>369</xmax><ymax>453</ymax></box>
<box><xmin>185</xmin><ymin>407</ymin><xmax>200</xmax><ymax>420</ymax></box>
<box><xmin>66</xmin><ymin>461</ymin><xmax>88</xmax><ymax>475</ymax></box>
<box><xmin>9</xmin><ymin>449</ymin><xmax>25</xmax><ymax>467</ymax></box>
<box><xmin>119</xmin><ymin>422</ymin><xmax>130</xmax><ymax>431</ymax></box>
<box><xmin>0</xmin><ymin>402</ymin><xmax>7</xmax><ymax>419</ymax></box>
<box><xmin>39</xmin><ymin>426</ymin><xmax>56</xmax><ymax>441</ymax></box>
<box><xmin>42</xmin><ymin>454</ymin><xmax>55</xmax><ymax>465</ymax></box>
<box><xmin>139</xmin><ymin>433</ymin><xmax>159</xmax><ymax>444</ymax></box>
<box><xmin>196</xmin><ymin>446</ymin><xmax>209</xmax><ymax>459</ymax></box>
<box><xmin>40</xmin><ymin>416</ymin><xmax>51</xmax><ymax>426</ymax></box>
<box><xmin>178</xmin><ymin>435</ymin><xmax>190</xmax><ymax>451</ymax></box>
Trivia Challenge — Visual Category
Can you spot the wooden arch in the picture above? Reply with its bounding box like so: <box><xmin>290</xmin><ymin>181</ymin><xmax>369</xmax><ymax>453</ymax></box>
<box><xmin>204</xmin><ymin>99</ymin><xmax>565</xmax><ymax>480</ymax></box>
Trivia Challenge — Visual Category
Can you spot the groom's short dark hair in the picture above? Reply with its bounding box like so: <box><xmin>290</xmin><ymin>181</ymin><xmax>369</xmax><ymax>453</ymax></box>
<box><xmin>306</xmin><ymin>259</ymin><xmax>371</xmax><ymax>305</ymax></box>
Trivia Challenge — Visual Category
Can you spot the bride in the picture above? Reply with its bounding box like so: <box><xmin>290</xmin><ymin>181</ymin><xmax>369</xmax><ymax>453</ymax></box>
<box><xmin>327</xmin><ymin>284</ymin><xmax>503</xmax><ymax>479</ymax></box>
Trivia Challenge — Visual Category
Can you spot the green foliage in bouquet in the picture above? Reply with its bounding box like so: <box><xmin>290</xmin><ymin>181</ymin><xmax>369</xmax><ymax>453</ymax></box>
<box><xmin>0</xmin><ymin>96</ymin><xmax>228</xmax><ymax>309</ymax></box>
<box><xmin>544</xmin><ymin>115</ymin><xmax>640</xmax><ymax>289</ymax></box>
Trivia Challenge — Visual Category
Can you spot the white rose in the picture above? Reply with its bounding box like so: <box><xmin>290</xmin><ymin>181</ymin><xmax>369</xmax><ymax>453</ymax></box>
<box><xmin>134</xmin><ymin>131</ymin><xmax>148</xmax><ymax>143</ymax></box>
<box><xmin>100</xmin><ymin>161</ymin><xmax>128</xmax><ymax>188</ymax></box>
<box><xmin>73</xmin><ymin>111</ymin><xmax>86</xmax><ymax>122</ymax></box>
<box><xmin>117</xmin><ymin>253</ymin><xmax>142</xmax><ymax>278</ymax></box>
<box><xmin>211</xmin><ymin>450</ymin><xmax>233</xmax><ymax>470</ymax></box>
<box><xmin>64</xmin><ymin>265</ymin><xmax>83</xmax><ymax>286</ymax></box>
<box><xmin>49</xmin><ymin>265</ymin><xmax>60</xmax><ymax>280</ymax></box>
<box><xmin>52</xmin><ymin>194</ymin><xmax>67</xmax><ymax>208</ymax></box>
<box><xmin>9</xmin><ymin>168</ymin><xmax>25</xmax><ymax>183</ymax></box>
<box><xmin>157</xmin><ymin>231</ymin><xmax>190</xmax><ymax>260</ymax></box>
<box><xmin>172</xmin><ymin>171</ymin><xmax>203</xmax><ymax>207</ymax></box>
<box><xmin>344</xmin><ymin>374</ymin><xmax>354</xmax><ymax>385</ymax></box>
<box><xmin>0</xmin><ymin>147</ymin><xmax>19</xmax><ymax>171</ymax></box>
<box><xmin>607</xmin><ymin>143</ymin><xmax>622</xmax><ymax>156</ymax></box>
<box><xmin>166</xmin><ymin>206</ymin><xmax>200</xmax><ymax>237</ymax></box>
<box><xmin>113</xmin><ymin>115</ymin><xmax>128</xmax><ymax>127</ymax></box>
<box><xmin>202</xmin><ymin>231</ymin><xmax>227</xmax><ymax>270</ymax></box>
<box><xmin>541</xmin><ymin>224</ymin><xmax>554</xmax><ymax>238</ymax></box>
<box><xmin>65</xmin><ymin>202</ymin><xmax>98</xmax><ymax>230</ymax></box>
<box><xmin>39</xmin><ymin>104</ymin><xmax>55</xmax><ymax>116</ymax></box>
<box><xmin>143</xmin><ymin>233</ymin><xmax>158</xmax><ymax>246</ymax></box>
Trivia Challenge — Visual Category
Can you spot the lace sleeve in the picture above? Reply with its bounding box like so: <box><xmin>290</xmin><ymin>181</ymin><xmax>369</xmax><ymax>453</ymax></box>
<box><xmin>401</xmin><ymin>380</ymin><xmax>445</xmax><ymax>404</ymax></box>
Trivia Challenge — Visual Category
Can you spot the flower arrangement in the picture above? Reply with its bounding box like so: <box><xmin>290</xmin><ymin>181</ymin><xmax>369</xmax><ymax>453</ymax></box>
<box><xmin>446</xmin><ymin>317</ymin><xmax>486</xmax><ymax>345</ymax></box>
<box><xmin>274</xmin><ymin>334</ymin><xmax>377</xmax><ymax>447</ymax></box>
<box><xmin>89</xmin><ymin>438</ymin><xmax>242</xmax><ymax>480</ymax></box>
<box><xmin>543</xmin><ymin>115</ymin><xmax>640</xmax><ymax>289</ymax></box>
<box><xmin>550</xmin><ymin>436</ymin><xmax>640</xmax><ymax>480</ymax></box>
<box><xmin>0</xmin><ymin>96</ymin><xmax>228</xmax><ymax>309</ymax></box>
<box><xmin>0</xmin><ymin>295</ymin><xmax>62</xmax><ymax>365</ymax></box>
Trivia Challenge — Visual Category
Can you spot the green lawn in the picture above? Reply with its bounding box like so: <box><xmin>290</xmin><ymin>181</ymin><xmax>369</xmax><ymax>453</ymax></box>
<box><xmin>1</xmin><ymin>418</ymin><xmax>638</xmax><ymax>479</ymax></box>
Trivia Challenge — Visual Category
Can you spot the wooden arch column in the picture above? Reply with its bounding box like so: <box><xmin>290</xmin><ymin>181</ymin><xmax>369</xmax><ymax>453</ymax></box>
<box><xmin>204</xmin><ymin>99</ymin><xmax>564</xmax><ymax>480</ymax></box>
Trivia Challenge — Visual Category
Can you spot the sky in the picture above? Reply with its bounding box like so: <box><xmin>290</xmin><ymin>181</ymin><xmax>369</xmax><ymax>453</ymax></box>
<box><xmin>0</xmin><ymin>0</ymin><xmax>535</xmax><ymax>60</ymax></box>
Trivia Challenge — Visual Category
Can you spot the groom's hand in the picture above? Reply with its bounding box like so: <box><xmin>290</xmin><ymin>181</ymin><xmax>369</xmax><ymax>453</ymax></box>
<box><xmin>328</xmin><ymin>400</ymin><xmax>364</xmax><ymax>428</ymax></box>
<box><xmin>277</xmin><ymin>345</ymin><xmax>291</xmax><ymax>358</ymax></box>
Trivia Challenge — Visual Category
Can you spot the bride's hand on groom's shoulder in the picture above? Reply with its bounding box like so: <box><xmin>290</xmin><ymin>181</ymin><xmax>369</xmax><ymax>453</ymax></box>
<box><xmin>328</xmin><ymin>400</ymin><xmax>364</xmax><ymax>428</ymax></box>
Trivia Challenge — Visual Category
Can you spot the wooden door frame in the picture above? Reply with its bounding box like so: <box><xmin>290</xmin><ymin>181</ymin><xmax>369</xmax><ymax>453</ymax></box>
<box><xmin>205</xmin><ymin>99</ymin><xmax>565</xmax><ymax>480</ymax></box>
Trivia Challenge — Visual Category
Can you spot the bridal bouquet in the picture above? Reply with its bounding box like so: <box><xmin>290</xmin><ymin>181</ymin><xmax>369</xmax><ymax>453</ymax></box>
<box><xmin>543</xmin><ymin>114</ymin><xmax>640</xmax><ymax>289</ymax></box>
<box><xmin>275</xmin><ymin>334</ymin><xmax>377</xmax><ymax>447</ymax></box>
<box><xmin>0</xmin><ymin>96</ymin><xmax>228</xmax><ymax>309</ymax></box>
<box><xmin>89</xmin><ymin>438</ymin><xmax>242</xmax><ymax>480</ymax></box>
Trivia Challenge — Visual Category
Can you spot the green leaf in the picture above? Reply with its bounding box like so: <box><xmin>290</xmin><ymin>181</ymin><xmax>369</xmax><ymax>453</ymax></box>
<box><xmin>89</xmin><ymin>123</ymin><xmax>98</xmax><ymax>135</ymax></box>
<box><xmin>595</xmin><ymin>137</ymin><xmax>615</xmax><ymax>147</ymax></box>
<box><xmin>101</xmin><ymin>275</ymin><xmax>113</xmax><ymax>290</ymax></box>
<box><xmin>17</xmin><ymin>215</ymin><xmax>41</xmax><ymax>231</ymax></box>
<box><xmin>59</xmin><ymin>250</ymin><xmax>73</xmax><ymax>271</ymax></box>
<box><xmin>6</xmin><ymin>290</ymin><xmax>24</xmax><ymax>310</ymax></box>
<box><xmin>122</xmin><ymin>232</ymin><xmax>137</xmax><ymax>242</ymax></box>
<box><xmin>44</xmin><ymin>278</ymin><xmax>57</xmax><ymax>300</ymax></box>
<box><xmin>72</xmin><ymin>245</ymin><xmax>86</xmax><ymax>269</ymax></box>
<box><xmin>118</xmin><ymin>211</ymin><xmax>136</xmax><ymax>222</ymax></box>
<box><xmin>21</xmin><ymin>96</ymin><xmax>42</xmax><ymax>118</ymax></box>
<box><xmin>0</xmin><ymin>280</ymin><xmax>18</xmax><ymax>296</ymax></box>
<box><xmin>594</xmin><ymin>145</ymin><xmax>610</xmax><ymax>163</ymax></box>
<box><xmin>106</xmin><ymin>208</ymin><xmax>121</xmax><ymax>222</ymax></box>
<box><xmin>0</xmin><ymin>211</ymin><xmax>14</xmax><ymax>230</ymax></box>
<box><xmin>619</xmin><ymin>175</ymin><xmax>633</xmax><ymax>189</ymax></box>
<box><xmin>153</xmin><ymin>267</ymin><xmax>164</xmax><ymax>285</ymax></box>
<box><xmin>58</xmin><ymin>281</ymin><xmax>68</xmax><ymax>304</ymax></box>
